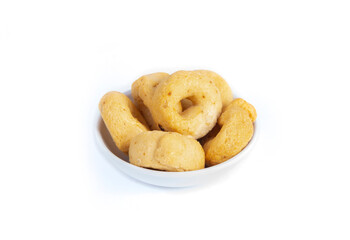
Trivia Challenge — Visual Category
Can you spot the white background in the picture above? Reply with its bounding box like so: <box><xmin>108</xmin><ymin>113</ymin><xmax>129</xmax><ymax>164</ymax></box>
<box><xmin>1</xmin><ymin>0</ymin><xmax>349</xmax><ymax>239</ymax></box>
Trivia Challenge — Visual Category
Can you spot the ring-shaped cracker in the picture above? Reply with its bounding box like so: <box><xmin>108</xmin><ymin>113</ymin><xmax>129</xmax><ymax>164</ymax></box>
<box><xmin>131</xmin><ymin>72</ymin><xmax>169</xmax><ymax>130</ymax></box>
<box><xmin>129</xmin><ymin>131</ymin><xmax>205</xmax><ymax>171</ymax></box>
<box><xmin>203</xmin><ymin>98</ymin><xmax>257</xmax><ymax>166</ymax></box>
<box><xmin>99</xmin><ymin>91</ymin><xmax>149</xmax><ymax>154</ymax></box>
<box><xmin>151</xmin><ymin>70</ymin><xmax>222</xmax><ymax>139</ymax></box>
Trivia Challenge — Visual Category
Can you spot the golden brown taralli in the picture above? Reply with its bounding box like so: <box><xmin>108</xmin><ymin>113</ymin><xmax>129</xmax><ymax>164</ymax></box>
<box><xmin>99</xmin><ymin>91</ymin><xmax>149</xmax><ymax>154</ymax></box>
<box><xmin>131</xmin><ymin>72</ymin><xmax>169</xmax><ymax>130</ymax></box>
<box><xmin>99</xmin><ymin>69</ymin><xmax>256</xmax><ymax>171</ymax></box>
<box><xmin>150</xmin><ymin>70</ymin><xmax>222</xmax><ymax>139</ymax></box>
<box><xmin>129</xmin><ymin>131</ymin><xmax>205</xmax><ymax>171</ymax></box>
<box><xmin>203</xmin><ymin>98</ymin><xmax>257</xmax><ymax>166</ymax></box>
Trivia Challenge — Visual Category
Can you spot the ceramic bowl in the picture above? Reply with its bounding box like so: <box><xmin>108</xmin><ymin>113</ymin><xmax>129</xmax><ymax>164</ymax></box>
<box><xmin>95</xmin><ymin>91</ymin><xmax>258</xmax><ymax>187</ymax></box>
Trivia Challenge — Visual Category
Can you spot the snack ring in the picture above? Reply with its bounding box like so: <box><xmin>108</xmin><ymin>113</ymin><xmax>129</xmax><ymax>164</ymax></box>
<box><xmin>203</xmin><ymin>98</ymin><xmax>257</xmax><ymax>166</ymax></box>
<box><xmin>132</xmin><ymin>72</ymin><xmax>170</xmax><ymax>130</ymax></box>
<box><xmin>99</xmin><ymin>91</ymin><xmax>149</xmax><ymax>154</ymax></box>
<box><xmin>129</xmin><ymin>131</ymin><xmax>205</xmax><ymax>171</ymax></box>
<box><xmin>151</xmin><ymin>70</ymin><xmax>222</xmax><ymax>139</ymax></box>
<box><xmin>195</xmin><ymin>70</ymin><xmax>233</xmax><ymax>108</ymax></box>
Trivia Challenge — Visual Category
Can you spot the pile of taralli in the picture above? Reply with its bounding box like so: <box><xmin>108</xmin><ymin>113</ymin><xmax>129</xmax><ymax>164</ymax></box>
<box><xmin>99</xmin><ymin>70</ymin><xmax>257</xmax><ymax>172</ymax></box>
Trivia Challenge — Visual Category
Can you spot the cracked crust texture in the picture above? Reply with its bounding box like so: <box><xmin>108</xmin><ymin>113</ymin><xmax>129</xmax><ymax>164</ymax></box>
<box><xmin>195</xmin><ymin>70</ymin><xmax>233</xmax><ymax>109</ymax></box>
<box><xmin>99</xmin><ymin>91</ymin><xmax>149</xmax><ymax>154</ymax></box>
<box><xmin>203</xmin><ymin>98</ymin><xmax>257</xmax><ymax>167</ymax></box>
<box><xmin>150</xmin><ymin>70</ymin><xmax>222</xmax><ymax>139</ymax></box>
<box><xmin>129</xmin><ymin>131</ymin><xmax>205</xmax><ymax>171</ymax></box>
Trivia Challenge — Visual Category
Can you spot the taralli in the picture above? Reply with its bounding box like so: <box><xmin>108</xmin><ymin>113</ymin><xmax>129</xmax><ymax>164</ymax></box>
<box><xmin>151</xmin><ymin>70</ymin><xmax>222</xmax><ymax>139</ymax></box>
<box><xmin>132</xmin><ymin>70</ymin><xmax>232</xmax><ymax>130</ymax></box>
<box><xmin>202</xmin><ymin>98</ymin><xmax>257</xmax><ymax>167</ymax></box>
<box><xmin>99</xmin><ymin>69</ymin><xmax>257</xmax><ymax>172</ymax></box>
<box><xmin>99</xmin><ymin>91</ymin><xmax>149</xmax><ymax>154</ymax></box>
<box><xmin>131</xmin><ymin>72</ymin><xmax>169</xmax><ymax>130</ymax></box>
<box><xmin>195</xmin><ymin>70</ymin><xmax>233</xmax><ymax>109</ymax></box>
<box><xmin>129</xmin><ymin>131</ymin><xmax>205</xmax><ymax>171</ymax></box>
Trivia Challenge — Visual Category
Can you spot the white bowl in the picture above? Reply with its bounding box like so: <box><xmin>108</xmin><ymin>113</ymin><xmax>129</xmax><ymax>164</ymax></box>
<box><xmin>95</xmin><ymin>92</ymin><xmax>259</xmax><ymax>187</ymax></box>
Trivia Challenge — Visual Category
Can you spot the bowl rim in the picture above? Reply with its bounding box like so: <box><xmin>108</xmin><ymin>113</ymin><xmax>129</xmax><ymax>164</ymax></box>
<box><xmin>95</xmin><ymin>103</ymin><xmax>259</xmax><ymax>176</ymax></box>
